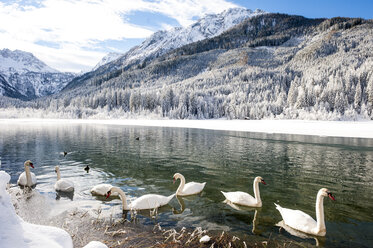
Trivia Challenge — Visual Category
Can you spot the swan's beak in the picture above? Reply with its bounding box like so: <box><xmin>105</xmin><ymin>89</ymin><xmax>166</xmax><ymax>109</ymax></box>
<box><xmin>173</xmin><ymin>178</ymin><xmax>175</xmax><ymax>184</ymax></box>
<box><xmin>54</xmin><ymin>169</ymin><xmax>57</xmax><ymax>173</ymax></box>
<box><xmin>30</xmin><ymin>163</ymin><xmax>34</xmax><ymax>168</ymax></box>
<box><xmin>105</xmin><ymin>191</ymin><xmax>112</xmax><ymax>199</ymax></box>
<box><xmin>327</xmin><ymin>192</ymin><xmax>335</xmax><ymax>201</ymax></box>
<box><xmin>261</xmin><ymin>179</ymin><xmax>266</xmax><ymax>185</ymax></box>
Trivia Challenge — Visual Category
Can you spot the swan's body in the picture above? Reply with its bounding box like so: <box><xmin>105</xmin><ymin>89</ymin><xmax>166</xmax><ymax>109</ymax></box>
<box><xmin>221</xmin><ymin>176</ymin><xmax>266</xmax><ymax>207</ymax></box>
<box><xmin>91</xmin><ymin>184</ymin><xmax>118</xmax><ymax>196</ymax></box>
<box><xmin>173</xmin><ymin>173</ymin><xmax>206</xmax><ymax>196</ymax></box>
<box><xmin>17</xmin><ymin>160</ymin><xmax>37</xmax><ymax>187</ymax></box>
<box><xmin>54</xmin><ymin>166</ymin><xmax>74</xmax><ymax>192</ymax></box>
<box><xmin>106</xmin><ymin>186</ymin><xmax>175</xmax><ymax>211</ymax></box>
<box><xmin>275</xmin><ymin>188</ymin><xmax>335</xmax><ymax>236</ymax></box>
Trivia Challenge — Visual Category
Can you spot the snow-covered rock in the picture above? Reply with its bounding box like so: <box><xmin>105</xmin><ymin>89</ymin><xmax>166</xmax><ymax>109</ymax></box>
<box><xmin>83</xmin><ymin>241</ymin><xmax>108</xmax><ymax>248</ymax></box>
<box><xmin>92</xmin><ymin>52</ymin><xmax>122</xmax><ymax>71</ymax></box>
<box><xmin>0</xmin><ymin>49</ymin><xmax>76</xmax><ymax>100</ymax></box>
<box><xmin>0</xmin><ymin>170</ymin><xmax>73</xmax><ymax>248</ymax></box>
<box><xmin>199</xmin><ymin>235</ymin><xmax>211</xmax><ymax>243</ymax></box>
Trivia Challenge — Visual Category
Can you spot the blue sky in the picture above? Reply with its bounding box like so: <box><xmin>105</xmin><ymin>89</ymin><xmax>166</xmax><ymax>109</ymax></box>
<box><xmin>235</xmin><ymin>0</ymin><xmax>372</xmax><ymax>19</ymax></box>
<box><xmin>0</xmin><ymin>0</ymin><xmax>371</xmax><ymax>72</ymax></box>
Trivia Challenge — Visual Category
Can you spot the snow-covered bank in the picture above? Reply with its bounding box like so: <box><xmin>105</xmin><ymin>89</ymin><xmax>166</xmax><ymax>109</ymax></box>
<box><xmin>0</xmin><ymin>171</ymin><xmax>73</xmax><ymax>248</ymax></box>
<box><xmin>0</xmin><ymin>170</ymin><xmax>108</xmax><ymax>248</ymax></box>
<box><xmin>1</xmin><ymin>118</ymin><xmax>372</xmax><ymax>139</ymax></box>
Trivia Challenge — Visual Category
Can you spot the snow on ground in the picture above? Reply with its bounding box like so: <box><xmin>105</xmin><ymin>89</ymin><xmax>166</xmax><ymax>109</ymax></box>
<box><xmin>0</xmin><ymin>170</ymin><xmax>108</xmax><ymax>248</ymax></box>
<box><xmin>0</xmin><ymin>171</ymin><xmax>73</xmax><ymax>248</ymax></box>
<box><xmin>0</xmin><ymin>118</ymin><xmax>372</xmax><ymax>139</ymax></box>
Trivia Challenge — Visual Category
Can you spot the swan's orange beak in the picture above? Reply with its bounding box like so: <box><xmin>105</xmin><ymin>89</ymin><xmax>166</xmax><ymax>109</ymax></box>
<box><xmin>105</xmin><ymin>191</ymin><xmax>111</xmax><ymax>199</ymax></box>
<box><xmin>173</xmin><ymin>177</ymin><xmax>175</xmax><ymax>184</ymax></box>
<box><xmin>30</xmin><ymin>163</ymin><xmax>34</xmax><ymax>168</ymax></box>
<box><xmin>261</xmin><ymin>179</ymin><xmax>266</xmax><ymax>185</ymax></box>
<box><xmin>328</xmin><ymin>192</ymin><xmax>335</xmax><ymax>201</ymax></box>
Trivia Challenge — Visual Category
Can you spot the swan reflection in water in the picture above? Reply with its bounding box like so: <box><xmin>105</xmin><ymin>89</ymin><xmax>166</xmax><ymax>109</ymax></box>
<box><xmin>56</xmin><ymin>191</ymin><xmax>74</xmax><ymax>201</ymax></box>
<box><xmin>223</xmin><ymin>200</ymin><xmax>261</xmax><ymax>234</ymax></box>
<box><xmin>276</xmin><ymin>220</ymin><xmax>325</xmax><ymax>247</ymax></box>
<box><xmin>172</xmin><ymin>196</ymin><xmax>186</xmax><ymax>214</ymax></box>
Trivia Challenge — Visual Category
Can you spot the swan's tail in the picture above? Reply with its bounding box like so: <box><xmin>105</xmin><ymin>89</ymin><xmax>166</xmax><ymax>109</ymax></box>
<box><xmin>167</xmin><ymin>193</ymin><xmax>175</xmax><ymax>202</ymax></box>
<box><xmin>274</xmin><ymin>203</ymin><xmax>280</xmax><ymax>208</ymax></box>
<box><xmin>274</xmin><ymin>203</ymin><xmax>284</xmax><ymax>215</ymax></box>
<box><xmin>221</xmin><ymin>191</ymin><xmax>227</xmax><ymax>199</ymax></box>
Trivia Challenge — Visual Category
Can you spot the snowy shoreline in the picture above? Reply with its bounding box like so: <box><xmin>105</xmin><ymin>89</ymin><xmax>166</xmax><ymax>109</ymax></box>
<box><xmin>1</xmin><ymin>118</ymin><xmax>373</xmax><ymax>139</ymax></box>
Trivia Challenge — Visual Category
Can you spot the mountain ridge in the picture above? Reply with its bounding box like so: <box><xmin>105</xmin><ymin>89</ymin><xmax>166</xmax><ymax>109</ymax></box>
<box><xmin>64</xmin><ymin>8</ymin><xmax>266</xmax><ymax>90</ymax></box>
<box><xmin>0</xmin><ymin>49</ymin><xmax>76</xmax><ymax>100</ymax></box>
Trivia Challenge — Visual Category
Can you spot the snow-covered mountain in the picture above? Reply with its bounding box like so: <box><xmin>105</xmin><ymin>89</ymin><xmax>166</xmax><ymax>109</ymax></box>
<box><xmin>125</xmin><ymin>8</ymin><xmax>266</xmax><ymax>62</ymax></box>
<box><xmin>92</xmin><ymin>52</ymin><xmax>122</xmax><ymax>71</ymax></box>
<box><xmin>94</xmin><ymin>8</ymin><xmax>266</xmax><ymax>72</ymax></box>
<box><xmin>57</xmin><ymin>14</ymin><xmax>373</xmax><ymax>121</ymax></box>
<box><xmin>0</xmin><ymin>49</ymin><xmax>76</xmax><ymax>100</ymax></box>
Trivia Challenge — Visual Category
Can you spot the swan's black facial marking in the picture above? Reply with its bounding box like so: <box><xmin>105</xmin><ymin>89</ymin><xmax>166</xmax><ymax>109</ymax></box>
<box><xmin>261</xmin><ymin>179</ymin><xmax>266</xmax><ymax>185</ymax></box>
<box><xmin>327</xmin><ymin>192</ymin><xmax>336</xmax><ymax>201</ymax></box>
<box><xmin>105</xmin><ymin>190</ymin><xmax>112</xmax><ymax>199</ymax></box>
<box><xmin>29</xmin><ymin>162</ymin><xmax>34</xmax><ymax>168</ymax></box>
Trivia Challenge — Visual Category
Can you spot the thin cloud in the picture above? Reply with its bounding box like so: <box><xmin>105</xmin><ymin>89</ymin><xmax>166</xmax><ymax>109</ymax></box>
<box><xmin>0</xmin><ymin>0</ymin><xmax>239</xmax><ymax>72</ymax></box>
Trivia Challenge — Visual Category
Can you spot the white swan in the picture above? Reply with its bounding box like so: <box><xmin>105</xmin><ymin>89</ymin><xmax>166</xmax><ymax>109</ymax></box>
<box><xmin>54</xmin><ymin>166</ymin><xmax>74</xmax><ymax>192</ymax></box>
<box><xmin>90</xmin><ymin>184</ymin><xmax>118</xmax><ymax>196</ymax></box>
<box><xmin>105</xmin><ymin>186</ymin><xmax>175</xmax><ymax>211</ymax></box>
<box><xmin>221</xmin><ymin>176</ymin><xmax>266</xmax><ymax>207</ymax></box>
<box><xmin>274</xmin><ymin>188</ymin><xmax>335</xmax><ymax>236</ymax></box>
<box><xmin>173</xmin><ymin>173</ymin><xmax>206</xmax><ymax>196</ymax></box>
<box><xmin>17</xmin><ymin>160</ymin><xmax>37</xmax><ymax>187</ymax></box>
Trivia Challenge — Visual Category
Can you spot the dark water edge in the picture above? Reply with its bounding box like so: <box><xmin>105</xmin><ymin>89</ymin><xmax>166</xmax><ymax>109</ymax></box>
<box><xmin>1</xmin><ymin>122</ymin><xmax>373</xmax><ymax>248</ymax></box>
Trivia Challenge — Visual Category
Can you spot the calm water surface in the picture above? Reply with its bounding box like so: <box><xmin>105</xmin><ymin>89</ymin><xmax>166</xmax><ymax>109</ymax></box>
<box><xmin>0</xmin><ymin>121</ymin><xmax>372</xmax><ymax>247</ymax></box>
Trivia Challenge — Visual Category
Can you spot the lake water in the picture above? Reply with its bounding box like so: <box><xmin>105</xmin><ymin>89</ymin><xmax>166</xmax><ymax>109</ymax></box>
<box><xmin>1</xmin><ymin>121</ymin><xmax>372</xmax><ymax>247</ymax></box>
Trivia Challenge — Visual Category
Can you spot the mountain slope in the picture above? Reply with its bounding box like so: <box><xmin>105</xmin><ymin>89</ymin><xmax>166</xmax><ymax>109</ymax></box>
<box><xmin>64</xmin><ymin>8</ymin><xmax>266</xmax><ymax>90</ymax></box>
<box><xmin>92</xmin><ymin>52</ymin><xmax>122</xmax><ymax>71</ymax></box>
<box><xmin>0</xmin><ymin>49</ymin><xmax>76</xmax><ymax>100</ymax></box>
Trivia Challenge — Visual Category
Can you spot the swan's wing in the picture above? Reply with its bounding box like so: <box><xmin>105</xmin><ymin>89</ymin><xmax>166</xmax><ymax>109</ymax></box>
<box><xmin>221</xmin><ymin>191</ymin><xmax>257</xmax><ymax>206</ymax></box>
<box><xmin>55</xmin><ymin>179</ymin><xmax>74</xmax><ymax>192</ymax></box>
<box><xmin>181</xmin><ymin>182</ymin><xmax>206</xmax><ymax>195</ymax></box>
<box><xmin>90</xmin><ymin>184</ymin><xmax>118</xmax><ymax>196</ymax></box>
<box><xmin>17</xmin><ymin>172</ymin><xmax>37</xmax><ymax>186</ymax></box>
<box><xmin>17</xmin><ymin>172</ymin><xmax>26</xmax><ymax>185</ymax></box>
<box><xmin>30</xmin><ymin>172</ymin><xmax>37</xmax><ymax>185</ymax></box>
<box><xmin>130</xmin><ymin>194</ymin><xmax>173</xmax><ymax>210</ymax></box>
<box><xmin>275</xmin><ymin>203</ymin><xmax>317</xmax><ymax>234</ymax></box>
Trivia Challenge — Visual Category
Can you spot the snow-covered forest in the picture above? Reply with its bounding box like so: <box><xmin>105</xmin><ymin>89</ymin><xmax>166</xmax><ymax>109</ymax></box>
<box><xmin>1</xmin><ymin>14</ymin><xmax>372</xmax><ymax>120</ymax></box>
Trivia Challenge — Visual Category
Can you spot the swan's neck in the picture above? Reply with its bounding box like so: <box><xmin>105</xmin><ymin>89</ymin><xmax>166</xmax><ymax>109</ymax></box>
<box><xmin>253</xmin><ymin>180</ymin><xmax>261</xmax><ymax>204</ymax></box>
<box><xmin>25</xmin><ymin>165</ymin><xmax>32</xmax><ymax>187</ymax></box>
<box><xmin>112</xmin><ymin>187</ymin><xmax>128</xmax><ymax>210</ymax></box>
<box><xmin>56</xmin><ymin>170</ymin><xmax>61</xmax><ymax>180</ymax></box>
<box><xmin>176</xmin><ymin>175</ymin><xmax>186</xmax><ymax>195</ymax></box>
<box><xmin>315</xmin><ymin>192</ymin><xmax>326</xmax><ymax>234</ymax></box>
